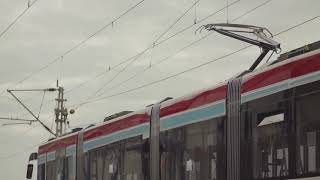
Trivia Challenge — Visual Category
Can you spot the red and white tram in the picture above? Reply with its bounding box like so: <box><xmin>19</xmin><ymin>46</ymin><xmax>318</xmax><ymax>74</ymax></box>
<box><xmin>27</xmin><ymin>39</ymin><xmax>320</xmax><ymax>180</ymax></box>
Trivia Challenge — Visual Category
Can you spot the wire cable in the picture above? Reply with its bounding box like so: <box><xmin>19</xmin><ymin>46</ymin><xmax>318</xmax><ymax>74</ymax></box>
<box><xmin>7</xmin><ymin>0</ymin><xmax>146</xmax><ymax>90</ymax></box>
<box><xmin>0</xmin><ymin>0</ymin><xmax>39</xmax><ymax>39</ymax></box>
<box><xmin>63</xmin><ymin>0</ymin><xmax>240</xmax><ymax>96</ymax></box>
<box><xmin>100</xmin><ymin>31</ymin><xmax>214</xmax><ymax>95</ymax></box>
<box><xmin>92</xmin><ymin>0</ymin><xmax>273</xmax><ymax>98</ymax></box>
<box><xmin>70</xmin><ymin>0</ymin><xmax>241</xmax><ymax>99</ymax></box>
<box><xmin>91</xmin><ymin>0</ymin><xmax>202</xmax><ymax>97</ymax></box>
<box><xmin>72</xmin><ymin>16</ymin><xmax>319</xmax><ymax>109</ymax></box>
<box><xmin>37</xmin><ymin>91</ymin><xmax>46</xmax><ymax>118</ymax></box>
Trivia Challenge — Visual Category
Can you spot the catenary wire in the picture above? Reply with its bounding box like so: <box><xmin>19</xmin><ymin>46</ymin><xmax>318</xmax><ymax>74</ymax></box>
<box><xmin>0</xmin><ymin>0</ymin><xmax>39</xmax><ymax>39</ymax></box>
<box><xmin>64</xmin><ymin>0</ymin><xmax>241</xmax><ymax>96</ymax></box>
<box><xmin>72</xmin><ymin>16</ymin><xmax>319</xmax><ymax>109</ymax></box>
<box><xmin>79</xmin><ymin>0</ymin><xmax>273</xmax><ymax>100</ymax></box>
<box><xmin>1</xmin><ymin>16</ymin><xmax>318</xmax><ymax>159</ymax></box>
<box><xmin>3</xmin><ymin>0</ymin><xmax>240</xmax><ymax>123</ymax></box>
<box><xmin>17</xmin><ymin>0</ymin><xmax>240</xmax><ymax>119</ymax></box>
<box><xmin>91</xmin><ymin>0</ymin><xmax>202</xmax><ymax>97</ymax></box>
<box><xmin>10</xmin><ymin>0</ymin><xmax>204</xmax><ymax>111</ymax></box>
<box><xmin>1</xmin><ymin>4</ymin><xmax>318</xmax><ymax>162</ymax></box>
<box><xmin>0</xmin><ymin>0</ymin><xmax>148</xmax><ymax>117</ymax></box>
<box><xmin>95</xmin><ymin>0</ymin><xmax>274</xmax><ymax>97</ymax></box>
<box><xmin>5</xmin><ymin>0</ymin><xmax>146</xmax><ymax>92</ymax></box>
<box><xmin>1</xmin><ymin>2</ymin><xmax>315</xmax><ymax>140</ymax></box>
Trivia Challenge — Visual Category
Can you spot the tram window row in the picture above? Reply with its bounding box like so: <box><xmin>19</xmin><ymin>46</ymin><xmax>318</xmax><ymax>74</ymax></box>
<box><xmin>40</xmin><ymin>81</ymin><xmax>320</xmax><ymax>180</ymax></box>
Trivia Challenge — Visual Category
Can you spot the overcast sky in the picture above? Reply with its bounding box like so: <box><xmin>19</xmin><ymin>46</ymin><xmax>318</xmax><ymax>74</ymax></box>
<box><xmin>0</xmin><ymin>0</ymin><xmax>319</xmax><ymax>179</ymax></box>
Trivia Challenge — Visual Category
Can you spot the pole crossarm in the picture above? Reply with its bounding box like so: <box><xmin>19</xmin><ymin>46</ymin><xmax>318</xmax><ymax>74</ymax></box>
<box><xmin>0</xmin><ymin>117</ymin><xmax>37</xmax><ymax>122</ymax></box>
<box><xmin>2</xmin><ymin>122</ymin><xmax>32</xmax><ymax>126</ymax></box>
<box><xmin>7</xmin><ymin>88</ymin><xmax>57</xmax><ymax>92</ymax></box>
<box><xmin>6</xmin><ymin>89</ymin><xmax>57</xmax><ymax>136</ymax></box>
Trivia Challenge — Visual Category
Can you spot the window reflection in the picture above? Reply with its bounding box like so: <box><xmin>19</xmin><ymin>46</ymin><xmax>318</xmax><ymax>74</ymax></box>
<box><xmin>89</xmin><ymin>145</ymin><xmax>121</xmax><ymax>180</ymax></box>
<box><xmin>160</xmin><ymin>118</ymin><xmax>224</xmax><ymax>180</ymax></box>
<box><xmin>245</xmin><ymin>91</ymin><xmax>291</xmax><ymax>179</ymax></box>
<box><xmin>46</xmin><ymin>160</ymin><xmax>57</xmax><ymax>180</ymax></box>
<box><xmin>296</xmin><ymin>82</ymin><xmax>320</xmax><ymax>175</ymax></box>
<box><xmin>88</xmin><ymin>137</ymin><xmax>147</xmax><ymax>180</ymax></box>
<box><xmin>124</xmin><ymin>140</ymin><xmax>144</xmax><ymax>180</ymax></box>
<box><xmin>255</xmin><ymin>112</ymin><xmax>289</xmax><ymax>178</ymax></box>
<box><xmin>37</xmin><ymin>164</ymin><xmax>45</xmax><ymax>180</ymax></box>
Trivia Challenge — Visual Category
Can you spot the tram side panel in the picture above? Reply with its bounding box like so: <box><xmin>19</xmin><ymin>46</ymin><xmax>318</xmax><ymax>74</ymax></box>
<box><xmin>239</xmin><ymin>50</ymin><xmax>320</xmax><ymax>179</ymax></box>
<box><xmin>35</xmin><ymin>46</ymin><xmax>320</xmax><ymax>180</ymax></box>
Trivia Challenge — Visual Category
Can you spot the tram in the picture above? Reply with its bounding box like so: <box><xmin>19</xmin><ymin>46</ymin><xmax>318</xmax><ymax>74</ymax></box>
<box><xmin>26</xmin><ymin>25</ymin><xmax>320</xmax><ymax>180</ymax></box>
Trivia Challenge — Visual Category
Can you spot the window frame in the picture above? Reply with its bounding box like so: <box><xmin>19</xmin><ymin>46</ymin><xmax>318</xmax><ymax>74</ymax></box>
<box><xmin>241</xmin><ymin>89</ymin><xmax>294</xmax><ymax>180</ymax></box>
<box><xmin>294</xmin><ymin>80</ymin><xmax>320</xmax><ymax>179</ymax></box>
<box><xmin>159</xmin><ymin>116</ymin><xmax>226</xmax><ymax>180</ymax></box>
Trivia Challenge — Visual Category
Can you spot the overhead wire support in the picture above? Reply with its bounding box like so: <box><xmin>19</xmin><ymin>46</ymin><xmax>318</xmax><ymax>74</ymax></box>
<box><xmin>0</xmin><ymin>117</ymin><xmax>36</xmax><ymax>126</ymax></box>
<box><xmin>154</xmin><ymin>0</ymin><xmax>200</xmax><ymax>45</ymax></box>
<box><xmin>155</xmin><ymin>0</ymin><xmax>241</xmax><ymax>46</ymax></box>
<box><xmin>6</xmin><ymin>88</ymin><xmax>57</xmax><ymax>136</ymax></box>
<box><xmin>226</xmin><ymin>0</ymin><xmax>229</xmax><ymax>23</ymax></box>
<box><xmin>0</xmin><ymin>117</ymin><xmax>36</xmax><ymax>122</ymax></box>
<box><xmin>1</xmin><ymin>122</ymin><xmax>32</xmax><ymax>126</ymax></box>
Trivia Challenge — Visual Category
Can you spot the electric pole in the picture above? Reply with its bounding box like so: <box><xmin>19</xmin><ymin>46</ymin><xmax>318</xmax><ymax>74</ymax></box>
<box><xmin>1</xmin><ymin>85</ymin><xmax>75</xmax><ymax>137</ymax></box>
<box><xmin>55</xmin><ymin>86</ymin><xmax>69</xmax><ymax>137</ymax></box>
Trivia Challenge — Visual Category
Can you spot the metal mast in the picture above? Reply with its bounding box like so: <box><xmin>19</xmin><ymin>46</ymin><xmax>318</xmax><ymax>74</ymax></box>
<box><xmin>55</xmin><ymin>86</ymin><xmax>69</xmax><ymax>137</ymax></box>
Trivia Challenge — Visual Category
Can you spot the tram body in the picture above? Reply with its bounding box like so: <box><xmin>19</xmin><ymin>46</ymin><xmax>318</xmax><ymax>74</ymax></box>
<box><xmin>33</xmin><ymin>41</ymin><xmax>320</xmax><ymax>180</ymax></box>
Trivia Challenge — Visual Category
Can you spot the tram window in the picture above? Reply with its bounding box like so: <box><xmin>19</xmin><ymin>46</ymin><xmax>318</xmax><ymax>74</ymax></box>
<box><xmin>89</xmin><ymin>151</ymin><xmax>97</xmax><ymax>180</ymax></box>
<box><xmin>65</xmin><ymin>156</ymin><xmax>75</xmax><ymax>180</ymax></box>
<box><xmin>46</xmin><ymin>160</ymin><xmax>57</xmax><ymax>180</ymax></box>
<box><xmin>124</xmin><ymin>137</ymin><xmax>144</xmax><ymax>180</ymax></box>
<box><xmin>102</xmin><ymin>146</ymin><xmax>121</xmax><ymax>180</ymax></box>
<box><xmin>88</xmin><ymin>137</ymin><xmax>148</xmax><ymax>180</ymax></box>
<box><xmin>296</xmin><ymin>81</ymin><xmax>320</xmax><ymax>175</ymax></box>
<box><xmin>160</xmin><ymin>117</ymin><xmax>225</xmax><ymax>180</ymax></box>
<box><xmin>84</xmin><ymin>152</ymin><xmax>90</xmax><ymax>180</ymax></box>
<box><xmin>89</xmin><ymin>144</ymin><xmax>121</xmax><ymax>180</ymax></box>
<box><xmin>37</xmin><ymin>164</ymin><xmax>45</xmax><ymax>180</ymax></box>
<box><xmin>247</xmin><ymin>92</ymin><xmax>291</xmax><ymax>179</ymax></box>
<box><xmin>256</xmin><ymin>112</ymin><xmax>289</xmax><ymax>178</ymax></box>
